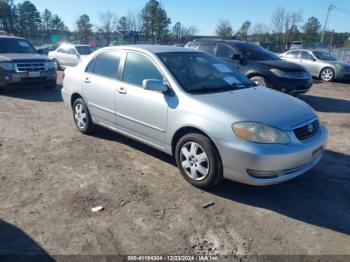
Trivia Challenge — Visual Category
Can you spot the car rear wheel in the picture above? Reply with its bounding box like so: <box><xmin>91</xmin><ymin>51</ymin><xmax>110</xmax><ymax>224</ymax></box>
<box><xmin>320</xmin><ymin>68</ymin><xmax>334</xmax><ymax>82</ymax></box>
<box><xmin>250</xmin><ymin>76</ymin><xmax>270</xmax><ymax>87</ymax></box>
<box><xmin>175</xmin><ymin>133</ymin><xmax>223</xmax><ymax>189</ymax></box>
<box><xmin>72</xmin><ymin>98</ymin><xmax>94</xmax><ymax>134</ymax></box>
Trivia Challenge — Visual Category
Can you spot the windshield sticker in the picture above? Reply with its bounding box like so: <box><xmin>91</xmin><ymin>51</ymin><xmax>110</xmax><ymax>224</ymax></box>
<box><xmin>213</xmin><ymin>64</ymin><xmax>232</xmax><ymax>73</ymax></box>
<box><xmin>224</xmin><ymin>77</ymin><xmax>240</xmax><ymax>85</ymax></box>
<box><xmin>18</xmin><ymin>41</ymin><xmax>30</xmax><ymax>47</ymax></box>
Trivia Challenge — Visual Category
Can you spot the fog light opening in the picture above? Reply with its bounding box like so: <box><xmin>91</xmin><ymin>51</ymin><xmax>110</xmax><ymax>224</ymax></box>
<box><xmin>247</xmin><ymin>170</ymin><xmax>280</xmax><ymax>179</ymax></box>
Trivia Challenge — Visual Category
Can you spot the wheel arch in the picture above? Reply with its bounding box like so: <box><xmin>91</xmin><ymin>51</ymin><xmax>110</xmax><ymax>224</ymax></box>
<box><xmin>319</xmin><ymin>66</ymin><xmax>335</xmax><ymax>79</ymax></box>
<box><xmin>70</xmin><ymin>93</ymin><xmax>83</xmax><ymax>108</ymax></box>
<box><xmin>171</xmin><ymin>126</ymin><xmax>222</xmax><ymax>162</ymax></box>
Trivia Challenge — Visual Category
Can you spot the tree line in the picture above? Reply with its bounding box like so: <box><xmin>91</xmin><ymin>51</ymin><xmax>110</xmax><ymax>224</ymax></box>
<box><xmin>0</xmin><ymin>0</ymin><xmax>348</xmax><ymax>48</ymax></box>
<box><xmin>0</xmin><ymin>0</ymin><xmax>198</xmax><ymax>45</ymax></box>
<box><xmin>215</xmin><ymin>7</ymin><xmax>350</xmax><ymax>49</ymax></box>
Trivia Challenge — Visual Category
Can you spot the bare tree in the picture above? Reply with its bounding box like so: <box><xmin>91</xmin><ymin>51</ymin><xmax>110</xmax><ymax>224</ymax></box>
<box><xmin>271</xmin><ymin>7</ymin><xmax>303</xmax><ymax>47</ymax></box>
<box><xmin>215</xmin><ymin>19</ymin><xmax>233</xmax><ymax>39</ymax></box>
<box><xmin>98</xmin><ymin>11</ymin><xmax>118</xmax><ymax>45</ymax></box>
<box><xmin>251</xmin><ymin>23</ymin><xmax>270</xmax><ymax>42</ymax></box>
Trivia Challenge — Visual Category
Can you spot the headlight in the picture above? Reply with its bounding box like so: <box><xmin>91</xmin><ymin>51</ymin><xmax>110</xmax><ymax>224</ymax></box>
<box><xmin>0</xmin><ymin>62</ymin><xmax>14</xmax><ymax>71</ymax></box>
<box><xmin>232</xmin><ymin>122</ymin><xmax>290</xmax><ymax>144</ymax></box>
<box><xmin>270</xmin><ymin>68</ymin><xmax>290</xmax><ymax>78</ymax></box>
<box><xmin>45</xmin><ymin>61</ymin><xmax>55</xmax><ymax>70</ymax></box>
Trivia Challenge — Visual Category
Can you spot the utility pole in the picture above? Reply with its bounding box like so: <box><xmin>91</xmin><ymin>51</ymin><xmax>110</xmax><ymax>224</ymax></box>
<box><xmin>321</xmin><ymin>4</ymin><xmax>333</xmax><ymax>45</ymax></box>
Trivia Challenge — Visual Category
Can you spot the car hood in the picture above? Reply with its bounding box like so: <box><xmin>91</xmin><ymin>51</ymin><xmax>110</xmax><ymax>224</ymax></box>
<box><xmin>255</xmin><ymin>59</ymin><xmax>306</xmax><ymax>71</ymax></box>
<box><xmin>0</xmin><ymin>53</ymin><xmax>49</xmax><ymax>62</ymax></box>
<box><xmin>191</xmin><ymin>87</ymin><xmax>315</xmax><ymax>130</ymax></box>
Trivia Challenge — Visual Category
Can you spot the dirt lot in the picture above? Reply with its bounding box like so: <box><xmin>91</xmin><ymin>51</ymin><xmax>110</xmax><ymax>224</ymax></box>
<box><xmin>0</xmin><ymin>74</ymin><xmax>350</xmax><ymax>258</ymax></box>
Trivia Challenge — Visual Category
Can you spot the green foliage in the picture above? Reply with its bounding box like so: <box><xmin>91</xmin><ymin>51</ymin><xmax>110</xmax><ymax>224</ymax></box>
<box><xmin>18</xmin><ymin>0</ymin><xmax>41</xmax><ymax>38</ymax></box>
<box><xmin>302</xmin><ymin>16</ymin><xmax>321</xmax><ymax>43</ymax></box>
<box><xmin>76</xmin><ymin>14</ymin><xmax>92</xmax><ymax>41</ymax></box>
<box><xmin>236</xmin><ymin>20</ymin><xmax>251</xmax><ymax>40</ymax></box>
<box><xmin>216</xmin><ymin>19</ymin><xmax>233</xmax><ymax>39</ymax></box>
<box><xmin>140</xmin><ymin>0</ymin><xmax>171</xmax><ymax>42</ymax></box>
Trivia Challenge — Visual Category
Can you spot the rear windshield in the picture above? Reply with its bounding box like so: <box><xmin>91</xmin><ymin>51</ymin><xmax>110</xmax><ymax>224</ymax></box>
<box><xmin>75</xmin><ymin>46</ymin><xmax>93</xmax><ymax>55</ymax></box>
<box><xmin>0</xmin><ymin>38</ymin><xmax>37</xmax><ymax>54</ymax></box>
<box><xmin>233</xmin><ymin>43</ymin><xmax>280</xmax><ymax>61</ymax></box>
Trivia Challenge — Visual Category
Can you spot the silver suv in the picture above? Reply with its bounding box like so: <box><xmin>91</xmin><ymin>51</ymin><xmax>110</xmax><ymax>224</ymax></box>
<box><xmin>62</xmin><ymin>45</ymin><xmax>327</xmax><ymax>188</ymax></box>
<box><xmin>0</xmin><ymin>35</ymin><xmax>56</xmax><ymax>90</ymax></box>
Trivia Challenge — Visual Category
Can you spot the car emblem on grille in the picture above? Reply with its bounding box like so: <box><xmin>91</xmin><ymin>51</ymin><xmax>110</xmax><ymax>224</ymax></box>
<box><xmin>307</xmin><ymin>124</ymin><xmax>314</xmax><ymax>133</ymax></box>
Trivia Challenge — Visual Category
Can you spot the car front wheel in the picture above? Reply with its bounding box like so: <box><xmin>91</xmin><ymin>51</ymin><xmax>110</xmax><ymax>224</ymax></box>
<box><xmin>320</xmin><ymin>68</ymin><xmax>334</xmax><ymax>82</ymax></box>
<box><xmin>72</xmin><ymin>98</ymin><xmax>94</xmax><ymax>134</ymax></box>
<box><xmin>175</xmin><ymin>133</ymin><xmax>223</xmax><ymax>189</ymax></box>
<box><xmin>250</xmin><ymin>76</ymin><xmax>270</xmax><ymax>87</ymax></box>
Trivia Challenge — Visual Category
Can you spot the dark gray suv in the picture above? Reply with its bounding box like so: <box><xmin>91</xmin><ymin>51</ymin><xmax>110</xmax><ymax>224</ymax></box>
<box><xmin>0</xmin><ymin>35</ymin><xmax>57</xmax><ymax>91</ymax></box>
<box><xmin>185</xmin><ymin>39</ymin><xmax>313</xmax><ymax>95</ymax></box>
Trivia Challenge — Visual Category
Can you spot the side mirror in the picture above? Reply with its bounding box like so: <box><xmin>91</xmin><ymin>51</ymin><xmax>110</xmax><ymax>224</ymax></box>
<box><xmin>231</xmin><ymin>54</ymin><xmax>242</xmax><ymax>61</ymax></box>
<box><xmin>142</xmin><ymin>79</ymin><xmax>168</xmax><ymax>93</ymax></box>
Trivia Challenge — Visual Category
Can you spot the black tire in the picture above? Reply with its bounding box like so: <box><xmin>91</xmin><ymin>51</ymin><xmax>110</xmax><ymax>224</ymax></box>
<box><xmin>72</xmin><ymin>98</ymin><xmax>94</xmax><ymax>134</ymax></box>
<box><xmin>0</xmin><ymin>86</ymin><xmax>4</xmax><ymax>93</ymax></box>
<box><xmin>250</xmin><ymin>76</ymin><xmax>270</xmax><ymax>87</ymax></box>
<box><xmin>320</xmin><ymin>67</ymin><xmax>334</xmax><ymax>82</ymax></box>
<box><xmin>175</xmin><ymin>133</ymin><xmax>223</xmax><ymax>189</ymax></box>
<box><xmin>53</xmin><ymin>59</ymin><xmax>61</xmax><ymax>71</ymax></box>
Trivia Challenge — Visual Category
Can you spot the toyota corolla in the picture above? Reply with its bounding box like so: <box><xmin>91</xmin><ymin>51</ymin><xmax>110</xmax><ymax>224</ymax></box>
<box><xmin>61</xmin><ymin>45</ymin><xmax>328</xmax><ymax>189</ymax></box>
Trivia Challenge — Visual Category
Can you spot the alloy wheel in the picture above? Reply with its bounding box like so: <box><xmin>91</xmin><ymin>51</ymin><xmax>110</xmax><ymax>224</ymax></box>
<box><xmin>180</xmin><ymin>142</ymin><xmax>210</xmax><ymax>181</ymax></box>
<box><xmin>74</xmin><ymin>103</ymin><xmax>87</xmax><ymax>129</ymax></box>
<box><xmin>321</xmin><ymin>69</ymin><xmax>333</xmax><ymax>81</ymax></box>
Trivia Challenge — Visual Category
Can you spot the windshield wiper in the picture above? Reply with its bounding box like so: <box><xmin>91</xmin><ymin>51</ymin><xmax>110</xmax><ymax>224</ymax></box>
<box><xmin>190</xmin><ymin>86</ymin><xmax>238</xmax><ymax>94</ymax></box>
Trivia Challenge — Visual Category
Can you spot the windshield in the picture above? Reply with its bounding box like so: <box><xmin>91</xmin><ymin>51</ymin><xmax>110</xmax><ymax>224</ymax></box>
<box><xmin>157</xmin><ymin>52</ymin><xmax>253</xmax><ymax>93</ymax></box>
<box><xmin>234</xmin><ymin>43</ymin><xmax>280</xmax><ymax>61</ymax></box>
<box><xmin>313</xmin><ymin>51</ymin><xmax>336</xmax><ymax>61</ymax></box>
<box><xmin>75</xmin><ymin>46</ymin><xmax>93</xmax><ymax>55</ymax></box>
<box><xmin>0</xmin><ymin>38</ymin><xmax>37</xmax><ymax>54</ymax></box>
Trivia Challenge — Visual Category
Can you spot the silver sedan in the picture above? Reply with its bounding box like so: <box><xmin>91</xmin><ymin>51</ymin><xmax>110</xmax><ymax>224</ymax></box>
<box><xmin>61</xmin><ymin>45</ymin><xmax>327</xmax><ymax>188</ymax></box>
<box><xmin>280</xmin><ymin>49</ymin><xmax>350</xmax><ymax>82</ymax></box>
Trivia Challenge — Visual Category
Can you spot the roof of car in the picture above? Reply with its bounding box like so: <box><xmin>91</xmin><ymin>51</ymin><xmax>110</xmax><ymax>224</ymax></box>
<box><xmin>102</xmin><ymin>44</ymin><xmax>200</xmax><ymax>54</ymax></box>
<box><xmin>190</xmin><ymin>39</ymin><xmax>255</xmax><ymax>45</ymax></box>
<box><xmin>0</xmin><ymin>35</ymin><xmax>24</xmax><ymax>40</ymax></box>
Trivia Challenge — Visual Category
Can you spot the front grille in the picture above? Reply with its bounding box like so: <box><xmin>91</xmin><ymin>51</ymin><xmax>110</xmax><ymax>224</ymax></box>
<box><xmin>286</xmin><ymin>71</ymin><xmax>310</xmax><ymax>79</ymax></box>
<box><xmin>293</xmin><ymin>119</ymin><xmax>319</xmax><ymax>141</ymax></box>
<box><xmin>15</xmin><ymin>63</ymin><xmax>46</xmax><ymax>72</ymax></box>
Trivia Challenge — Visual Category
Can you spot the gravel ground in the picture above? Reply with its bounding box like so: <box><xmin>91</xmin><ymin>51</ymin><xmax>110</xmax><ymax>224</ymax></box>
<box><xmin>0</xmin><ymin>75</ymin><xmax>350</xmax><ymax>259</ymax></box>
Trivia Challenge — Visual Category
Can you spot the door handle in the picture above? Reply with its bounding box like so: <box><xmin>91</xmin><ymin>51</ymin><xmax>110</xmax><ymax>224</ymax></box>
<box><xmin>117</xmin><ymin>87</ymin><xmax>127</xmax><ymax>94</ymax></box>
<box><xmin>84</xmin><ymin>77</ymin><xmax>90</xmax><ymax>84</ymax></box>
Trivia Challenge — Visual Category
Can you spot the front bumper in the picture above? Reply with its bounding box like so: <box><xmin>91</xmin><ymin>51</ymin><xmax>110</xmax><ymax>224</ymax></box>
<box><xmin>271</xmin><ymin>76</ymin><xmax>313</xmax><ymax>95</ymax></box>
<box><xmin>214</xmin><ymin>124</ymin><xmax>328</xmax><ymax>186</ymax></box>
<box><xmin>0</xmin><ymin>69</ymin><xmax>57</xmax><ymax>86</ymax></box>
<box><xmin>335</xmin><ymin>70</ymin><xmax>350</xmax><ymax>80</ymax></box>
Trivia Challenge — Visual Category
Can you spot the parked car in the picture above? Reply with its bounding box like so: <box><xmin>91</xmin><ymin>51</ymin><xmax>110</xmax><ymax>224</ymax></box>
<box><xmin>48</xmin><ymin>44</ymin><xmax>93</xmax><ymax>69</ymax></box>
<box><xmin>185</xmin><ymin>39</ymin><xmax>313</xmax><ymax>95</ymax></box>
<box><xmin>0</xmin><ymin>35</ymin><xmax>57</xmax><ymax>91</ymax></box>
<box><xmin>62</xmin><ymin>45</ymin><xmax>327</xmax><ymax>188</ymax></box>
<box><xmin>36</xmin><ymin>44</ymin><xmax>59</xmax><ymax>56</ymax></box>
<box><xmin>290</xmin><ymin>41</ymin><xmax>304</xmax><ymax>50</ymax></box>
<box><xmin>280</xmin><ymin>49</ymin><xmax>350</xmax><ymax>82</ymax></box>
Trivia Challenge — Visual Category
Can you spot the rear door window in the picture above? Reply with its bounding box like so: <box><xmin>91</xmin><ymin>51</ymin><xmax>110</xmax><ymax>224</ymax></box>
<box><xmin>216</xmin><ymin>44</ymin><xmax>237</xmax><ymax>58</ymax></box>
<box><xmin>300</xmin><ymin>51</ymin><xmax>314</xmax><ymax>60</ymax></box>
<box><xmin>199</xmin><ymin>44</ymin><xmax>215</xmax><ymax>54</ymax></box>
<box><xmin>284</xmin><ymin>51</ymin><xmax>300</xmax><ymax>58</ymax></box>
<box><xmin>88</xmin><ymin>52</ymin><xmax>121</xmax><ymax>79</ymax></box>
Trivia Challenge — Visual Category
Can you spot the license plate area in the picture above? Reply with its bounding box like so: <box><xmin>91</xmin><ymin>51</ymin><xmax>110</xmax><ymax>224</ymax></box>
<box><xmin>29</xmin><ymin>71</ymin><xmax>40</xmax><ymax>78</ymax></box>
